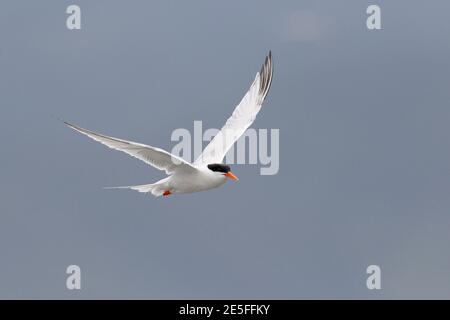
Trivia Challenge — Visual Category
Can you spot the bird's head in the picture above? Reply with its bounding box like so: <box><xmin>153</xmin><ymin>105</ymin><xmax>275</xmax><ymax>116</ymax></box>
<box><xmin>207</xmin><ymin>164</ymin><xmax>238</xmax><ymax>181</ymax></box>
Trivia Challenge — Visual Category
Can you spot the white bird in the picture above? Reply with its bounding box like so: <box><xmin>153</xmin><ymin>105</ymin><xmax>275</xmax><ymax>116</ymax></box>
<box><xmin>64</xmin><ymin>51</ymin><xmax>273</xmax><ymax>197</ymax></box>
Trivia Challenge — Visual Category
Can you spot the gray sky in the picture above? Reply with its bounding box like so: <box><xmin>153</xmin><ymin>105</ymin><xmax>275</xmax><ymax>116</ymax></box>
<box><xmin>1</xmin><ymin>0</ymin><xmax>450</xmax><ymax>299</ymax></box>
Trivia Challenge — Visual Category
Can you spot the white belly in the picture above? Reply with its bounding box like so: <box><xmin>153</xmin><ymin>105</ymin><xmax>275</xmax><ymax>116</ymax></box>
<box><xmin>168</xmin><ymin>170</ymin><xmax>227</xmax><ymax>194</ymax></box>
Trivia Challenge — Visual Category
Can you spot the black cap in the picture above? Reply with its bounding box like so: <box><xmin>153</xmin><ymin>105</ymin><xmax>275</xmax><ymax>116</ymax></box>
<box><xmin>207</xmin><ymin>164</ymin><xmax>231</xmax><ymax>173</ymax></box>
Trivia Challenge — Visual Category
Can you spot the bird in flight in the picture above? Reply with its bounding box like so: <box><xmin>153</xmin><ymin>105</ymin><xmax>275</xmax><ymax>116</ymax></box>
<box><xmin>64</xmin><ymin>51</ymin><xmax>273</xmax><ymax>197</ymax></box>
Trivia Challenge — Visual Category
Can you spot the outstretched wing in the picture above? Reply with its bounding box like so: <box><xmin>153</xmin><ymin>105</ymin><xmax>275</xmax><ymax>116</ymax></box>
<box><xmin>194</xmin><ymin>51</ymin><xmax>273</xmax><ymax>165</ymax></box>
<box><xmin>64</xmin><ymin>122</ymin><xmax>197</xmax><ymax>175</ymax></box>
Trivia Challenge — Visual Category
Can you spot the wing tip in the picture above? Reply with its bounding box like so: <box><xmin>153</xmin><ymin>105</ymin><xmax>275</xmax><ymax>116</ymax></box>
<box><xmin>61</xmin><ymin>119</ymin><xmax>78</xmax><ymax>131</ymax></box>
<box><xmin>258</xmin><ymin>50</ymin><xmax>273</xmax><ymax>104</ymax></box>
<box><xmin>63</xmin><ymin>121</ymin><xmax>73</xmax><ymax>128</ymax></box>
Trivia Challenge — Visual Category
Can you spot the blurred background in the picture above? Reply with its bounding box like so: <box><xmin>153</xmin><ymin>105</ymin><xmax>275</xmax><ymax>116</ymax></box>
<box><xmin>1</xmin><ymin>0</ymin><xmax>450</xmax><ymax>298</ymax></box>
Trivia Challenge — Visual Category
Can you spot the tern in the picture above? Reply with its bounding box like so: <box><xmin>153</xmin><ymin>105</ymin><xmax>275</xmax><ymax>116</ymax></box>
<box><xmin>64</xmin><ymin>51</ymin><xmax>273</xmax><ymax>197</ymax></box>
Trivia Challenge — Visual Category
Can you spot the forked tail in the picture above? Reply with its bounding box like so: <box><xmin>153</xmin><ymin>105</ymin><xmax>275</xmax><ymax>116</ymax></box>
<box><xmin>103</xmin><ymin>178</ymin><xmax>170</xmax><ymax>197</ymax></box>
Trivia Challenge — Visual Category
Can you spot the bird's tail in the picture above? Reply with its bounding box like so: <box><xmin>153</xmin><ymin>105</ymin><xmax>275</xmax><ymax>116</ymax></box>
<box><xmin>103</xmin><ymin>180</ymin><xmax>168</xmax><ymax>197</ymax></box>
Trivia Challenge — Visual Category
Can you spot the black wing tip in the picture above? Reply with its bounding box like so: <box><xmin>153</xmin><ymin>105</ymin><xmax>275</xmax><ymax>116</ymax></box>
<box><xmin>62</xmin><ymin>120</ymin><xmax>77</xmax><ymax>130</ymax></box>
<box><xmin>259</xmin><ymin>50</ymin><xmax>273</xmax><ymax>104</ymax></box>
<box><xmin>61</xmin><ymin>120</ymin><xmax>90</xmax><ymax>136</ymax></box>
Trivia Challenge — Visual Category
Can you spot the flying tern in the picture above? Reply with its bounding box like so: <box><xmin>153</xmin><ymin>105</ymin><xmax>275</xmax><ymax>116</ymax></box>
<box><xmin>64</xmin><ymin>51</ymin><xmax>273</xmax><ymax>197</ymax></box>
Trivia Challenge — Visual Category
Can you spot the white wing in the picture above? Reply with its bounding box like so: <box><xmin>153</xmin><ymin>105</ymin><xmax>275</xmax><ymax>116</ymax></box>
<box><xmin>64</xmin><ymin>122</ymin><xmax>197</xmax><ymax>175</ymax></box>
<box><xmin>194</xmin><ymin>51</ymin><xmax>273</xmax><ymax>165</ymax></box>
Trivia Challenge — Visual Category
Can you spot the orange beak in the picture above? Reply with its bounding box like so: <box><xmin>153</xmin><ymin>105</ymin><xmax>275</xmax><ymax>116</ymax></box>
<box><xmin>224</xmin><ymin>171</ymin><xmax>239</xmax><ymax>181</ymax></box>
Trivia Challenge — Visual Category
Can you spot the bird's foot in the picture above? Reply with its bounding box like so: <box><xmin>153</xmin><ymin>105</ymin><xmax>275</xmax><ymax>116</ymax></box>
<box><xmin>163</xmin><ymin>190</ymin><xmax>172</xmax><ymax>197</ymax></box>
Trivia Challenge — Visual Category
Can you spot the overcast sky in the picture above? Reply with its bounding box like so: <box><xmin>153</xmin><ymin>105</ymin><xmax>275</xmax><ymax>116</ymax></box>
<box><xmin>1</xmin><ymin>0</ymin><xmax>450</xmax><ymax>299</ymax></box>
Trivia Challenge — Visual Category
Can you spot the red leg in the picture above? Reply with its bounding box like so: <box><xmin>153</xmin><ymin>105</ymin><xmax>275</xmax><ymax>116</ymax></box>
<box><xmin>163</xmin><ymin>190</ymin><xmax>172</xmax><ymax>197</ymax></box>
